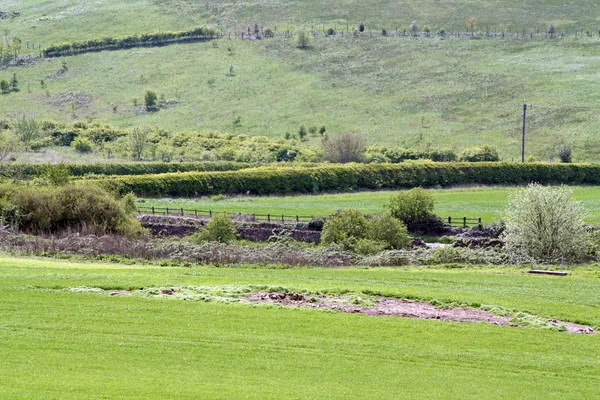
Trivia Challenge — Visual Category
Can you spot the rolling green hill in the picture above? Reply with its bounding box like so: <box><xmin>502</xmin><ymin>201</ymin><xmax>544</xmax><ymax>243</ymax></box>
<box><xmin>1</xmin><ymin>0</ymin><xmax>600</xmax><ymax>160</ymax></box>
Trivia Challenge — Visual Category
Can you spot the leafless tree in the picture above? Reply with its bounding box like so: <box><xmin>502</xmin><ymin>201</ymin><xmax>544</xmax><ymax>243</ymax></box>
<box><xmin>322</xmin><ymin>132</ymin><xmax>367</xmax><ymax>163</ymax></box>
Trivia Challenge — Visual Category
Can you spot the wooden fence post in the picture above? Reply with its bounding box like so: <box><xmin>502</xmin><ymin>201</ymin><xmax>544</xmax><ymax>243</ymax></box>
<box><xmin>463</xmin><ymin>217</ymin><xmax>467</xmax><ymax>227</ymax></box>
<box><xmin>152</xmin><ymin>207</ymin><xmax>155</xmax><ymax>215</ymax></box>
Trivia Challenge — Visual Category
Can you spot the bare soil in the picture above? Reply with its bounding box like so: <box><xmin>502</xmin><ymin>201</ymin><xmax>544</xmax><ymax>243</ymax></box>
<box><xmin>244</xmin><ymin>292</ymin><xmax>596</xmax><ymax>334</ymax></box>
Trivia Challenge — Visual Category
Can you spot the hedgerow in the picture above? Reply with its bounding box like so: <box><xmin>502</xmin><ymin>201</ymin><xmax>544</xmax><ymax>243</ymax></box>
<box><xmin>8</xmin><ymin>162</ymin><xmax>255</xmax><ymax>178</ymax></box>
<box><xmin>93</xmin><ymin>162</ymin><xmax>600</xmax><ymax>197</ymax></box>
<box><xmin>43</xmin><ymin>26</ymin><xmax>219</xmax><ymax>58</ymax></box>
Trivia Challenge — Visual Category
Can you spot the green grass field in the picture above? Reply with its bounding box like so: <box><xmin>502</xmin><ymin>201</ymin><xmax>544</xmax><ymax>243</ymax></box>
<box><xmin>138</xmin><ymin>185</ymin><xmax>600</xmax><ymax>224</ymax></box>
<box><xmin>1</xmin><ymin>256</ymin><xmax>600</xmax><ymax>398</ymax></box>
<box><xmin>2</xmin><ymin>1</ymin><xmax>600</xmax><ymax>159</ymax></box>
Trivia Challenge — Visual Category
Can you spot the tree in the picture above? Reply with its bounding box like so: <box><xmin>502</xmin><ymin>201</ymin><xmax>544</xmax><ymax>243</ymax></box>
<box><xmin>503</xmin><ymin>184</ymin><xmax>590</xmax><ymax>263</ymax></box>
<box><xmin>144</xmin><ymin>90</ymin><xmax>157</xmax><ymax>111</ymax></box>
<box><xmin>466</xmin><ymin>16</ymin><xmax>478</xmax><ymax>37</ymax></box>
<box><xmin>0</xmin><ymin>80</ymin><xmax>9</xmax><ymax>94</ymax></box>
<box><xmin>128</xmin><ymin>126</ymin><xmax>151</xmax><ymax>160</ymax></box>
<box><xmin>11</xmin><ymin>37</ymin><xmax>22</xmax><ymax>60</ymax></box>
<box><xmin>359</xmin><ymin>22</ymin><xmax>365</xmax><ymax>33</ymax></box>
<box><xmin>9</xmin><ymin>114</ymin><xmax>43</xmax><ymax>143</ymax></box>
<box><xmin>297</xmin><ymin>30</ymin><xmax>311</xmax><ymax>48</ymax></box>
<box><xmin>548</xmin><ymin>24</ymin><xmax>556</xmax><ymax>38</ymax></box>
<box><xmin>558</xmin><ymin>147</ymin><xmax>572</xmax><ymax>163</ymax></box>
<box><xmin>298</xmin><ymin>125</ymin><xmax>307</xmax><ymax>141</ymax></box>
<box><xmin>11</xmin><ymin>73</ymin><xmax>18</xmax><ymax>92</ymax></box>
<box><xmin>409</xmin><ymin>21</ymin><xmax>419</xmax><ymax>36</ymax></box>
<box><xmin>322</xmin><ymin>132</ymin><xmax>367</xmax><ymax>163</ymax></box>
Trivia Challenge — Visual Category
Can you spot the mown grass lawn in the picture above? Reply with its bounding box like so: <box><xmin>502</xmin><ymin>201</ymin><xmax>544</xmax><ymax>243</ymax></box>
<box><xmin>1</xmin><ymin>256</ymin><xmax>600</xmax><ymax>398</ymax></box>
<box><xmin>139</xmin><ymin>185</ymin><xmax>600</xmax><ymax>224</ymax></box>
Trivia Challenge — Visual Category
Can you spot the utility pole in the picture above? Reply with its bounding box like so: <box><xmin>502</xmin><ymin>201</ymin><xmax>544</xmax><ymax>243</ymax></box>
<box><xmin>519</xmin><ymin>101</ymin><xmax>531</xmax><ymax>162</ymax></box>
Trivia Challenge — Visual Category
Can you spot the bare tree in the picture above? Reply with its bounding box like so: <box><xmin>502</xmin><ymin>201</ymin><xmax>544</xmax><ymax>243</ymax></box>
<box><xmin>9</xmin><ymin>113</ymin><xmax>43</xmax><ymax>144</ymax></box>
<box><xmin>322</xmin><ymin>132</ymin><xmax>367</xmax><ymax>163</ymax></box>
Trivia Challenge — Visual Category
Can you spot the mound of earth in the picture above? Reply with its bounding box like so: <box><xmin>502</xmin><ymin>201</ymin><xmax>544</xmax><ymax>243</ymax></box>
<box><xmin>244</xmin><ymin>292</ymin><xmax>596</xmax><ymax>334</ymax></box>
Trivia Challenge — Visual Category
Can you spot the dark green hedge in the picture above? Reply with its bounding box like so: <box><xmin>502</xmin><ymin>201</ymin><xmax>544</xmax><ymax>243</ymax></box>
<box><xmin>93</xmin><ymin>162</ymin><xmax>600</xmax><ymax>197</ymax></box>
<box><xmin>44</xmin><ymin>26</ymin><xmax>219</xmax><ymax>58</ymax></box>
<box><xmin>9</xmin><ymin>162</ymin><xmax>254</xmax><ymax>178</ymax></box>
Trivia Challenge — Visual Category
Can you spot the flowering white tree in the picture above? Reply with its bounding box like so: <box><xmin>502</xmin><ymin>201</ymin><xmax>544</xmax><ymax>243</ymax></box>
<box><xmin>503</xmin><ymin>184</ymin><xmax>590</xmax><ymax>263</ymax></box>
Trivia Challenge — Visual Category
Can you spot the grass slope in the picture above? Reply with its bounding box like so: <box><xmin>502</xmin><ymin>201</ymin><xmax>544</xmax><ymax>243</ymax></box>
<box><xmin>0</xmin><ymin>2</ymin><xmax>600</xmax><ymax>159</ymax></box>
<box><xmin>1</xmin><ymin>257</ymin><xmax>600</xmax><ymax>398</ymax></box>
<box><xmin>139</xmin><ymin>185</ymin><xmax>600</xmax><ymax>224</ymax></box>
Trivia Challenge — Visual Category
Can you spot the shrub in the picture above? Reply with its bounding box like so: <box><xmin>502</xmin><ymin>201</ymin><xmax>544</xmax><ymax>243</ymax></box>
<box><xmin>558</xmin><ymin>147</ymin><xmax>572</xmax><ymax>163</ymax></box>
<box><xmin>71</xmin><ymin>137</ymin><xmax>93</xmax><ymax>153</ymax></box>
<box><xmin>297</xmin><ymin>30</ymin><xmax>311</xmax><ymax>48</ymax></box>
<box><xmin>42</xmin><ymin>164</ymin><xmax>72</xmax><ymax>186</ymax></box>
<box><xmin>503</xmin><ymin>184</ymin><xmax>590</xmax><ymax>263</ymax></box>
<box><xmin>194</xmin><ymin>214</ymin><xmax>237</xmax><ymax>243</ymax></box>
<box><xmin>388</xmin><ymin>187</ymin><xmax>435</xmax><ymax>225</ymax></box>
<box><xmin>10</xmin><ymin>114</ymin><xmax>43</xmax><ymax>144</ymax></box>
<box><xmin>354</xmin><ymin>238</ymin><xmax>389</xmax><ymax>255</ymax></box>
<box><xmin>459</xmin><ymin>145</ymin><xmax>499</xmax><ymax>162</ymax></box>
<box><xmin>367</xmin><ymin>212</ymin><xmax>411</xmax><ymax>249</ymax></box>
<box><xmin>322</xmin><ymin>132</ymin><xmax>367</xmax><ymax>163</ymax></box>
<box><xmin>144</xmin><ymin>90</ymin><xmax>158</xmax><ymax>111</ymax></box>
<box><xmin>0</xmin><ymin>183</ymin><xmax>142</xmax><ymax>236</ymax></box>
<box><xmin>321</xmin><ymin>209</ymin><xmax>369</xmax><ymax>247</ymax></box>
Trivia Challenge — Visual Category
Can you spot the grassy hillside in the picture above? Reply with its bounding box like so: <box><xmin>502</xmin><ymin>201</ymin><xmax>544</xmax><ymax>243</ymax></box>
<box><xmin>2</xmin><ymin>1</ymin><xmax>600</xmax><ymax>159</ymax></box>
<box><xmin>2</xmin><ymin>257</ymin><xmax>600</xmax><ymax>398</ymax></box>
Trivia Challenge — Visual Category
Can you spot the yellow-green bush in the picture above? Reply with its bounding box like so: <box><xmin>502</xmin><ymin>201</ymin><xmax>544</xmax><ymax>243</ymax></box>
<box><xmin>0</xmin><ymin>183</ymin><xmax>142</xmax><ymax>236</ymax></box>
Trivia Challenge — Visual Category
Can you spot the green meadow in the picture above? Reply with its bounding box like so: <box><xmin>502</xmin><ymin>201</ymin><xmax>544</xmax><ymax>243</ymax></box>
<box><xmin>139</xmin><ymin>185</ymin><xmax>600</xmax><ymax>224</ymax></box>
<box><xmin>1</xmin><ymin>256</ymin><xmax>600</xmax><ymax>398</ymax></box>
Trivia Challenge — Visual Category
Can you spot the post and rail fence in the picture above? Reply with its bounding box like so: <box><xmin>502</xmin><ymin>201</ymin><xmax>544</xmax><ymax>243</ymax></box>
<box><xmin>136</xmin><ymin>206</ymin><xmax>316</xmax><ymax>223</ymax></box>
<box><xmin>447</xmin><ymin>216</ymin><xmax>482</xmax><ymax>228</ymax></box>
<box><xmin>137</xmin><ymin>206</ymin><xmax>482</xmax><ymax>227</ymax></box>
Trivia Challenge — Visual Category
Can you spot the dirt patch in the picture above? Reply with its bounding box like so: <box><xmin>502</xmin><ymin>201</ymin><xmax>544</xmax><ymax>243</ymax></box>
<box><xmin>0</xmin><ymin>11</ymin><xmax>20</xmax><ymax>19</ymax></box>
<box><xmin>46</xmin><ymin>92</ymin><xmax>94</xmax><ymax>109</ymax></box>
<box><xmin>244</xmin><ymin>292</ymin><xmax>596</xmax><ymax>334</ymax></box>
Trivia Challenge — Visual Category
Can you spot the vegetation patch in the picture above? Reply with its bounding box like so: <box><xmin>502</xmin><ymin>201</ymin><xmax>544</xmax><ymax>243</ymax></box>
<box><xmin>68</xmin><ymin>285</ymin><xmax>596</xmax><ymax>333</ymax></box>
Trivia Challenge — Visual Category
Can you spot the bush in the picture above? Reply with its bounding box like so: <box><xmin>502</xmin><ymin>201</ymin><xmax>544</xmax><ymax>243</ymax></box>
<box><xmin>367</xmin><ymin>212</ymin><xmax>411</xmax><ymax>249</ymax></box>
<box><xmin>71</xmin><ymin>137</ymin><xmax>93</xmax><ymax>153</ymax></box>
<box><xmin>388</xmin><ymin>187</ymin><xmax>435</xmax><ymax>224</ymax></box>
<box><xmin>322</xmin><ymin>132</ymin><xmax>367</xmax><ymax>163</ymax></box>
<box><xmin>42</xmin><ymin>164</ymin><xmax>71</xmax><ymax>186</ymax></box>
<box><xmin>503</xmin><ymin>184</ymin><xmax>590</xmax><ymax>263</ymax></box>
<box><xmin>354</xmin><ymin>238</ymin><xmax>389</xmax><ymax>255</ymax></box>
<box><xmin>194</xmin><ymin>214</ymin><xmax>237</xmax><ymax>243</ymax></box>
<box><xmin>459</xmin><ymin>145</ymin><xmax>499</xmax><ymax>162</ymax></box>
<box><xmin>321</xmin><ymin>209</ymin><xmax>369</xmax><ymax>247</ymax></box>
<box><xmin>144</xmin><ymin>91</ymin><xmax>158</xmax><ymax>111</ymax></box>
<box><xmin>558</xmin><ymin>147</ymin><xmax>572</xmax><ymax>163</ymax></box>
<box><xmin>321</xmin><ymin>210</ymin><xmax>410</xmax><ymax>252</ymax></box>
<box><xmin>297</xmin><ymin>30</ymin><xmax>311</xmax><ymax>48</ymax></box>
<box><xmin>0</xmin><ymin>183</ymin><xmax>142</xmax><ymax>236</ymax></box>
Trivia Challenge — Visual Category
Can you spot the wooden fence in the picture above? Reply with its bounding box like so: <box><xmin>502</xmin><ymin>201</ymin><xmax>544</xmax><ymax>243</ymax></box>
<box><xmin>136</xmin><ymin>206</ymin><xmax>316</xmax><ymax>223</ymax></box>
<box><xmin>447</xmin><ymin>216</ymin><xmax>482</xmax><ymax>228</ymax></box>
<box><xmin>137</xmin><ymin>206</ymin><xmax>482</xmax><ymax>227</ymax></box>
